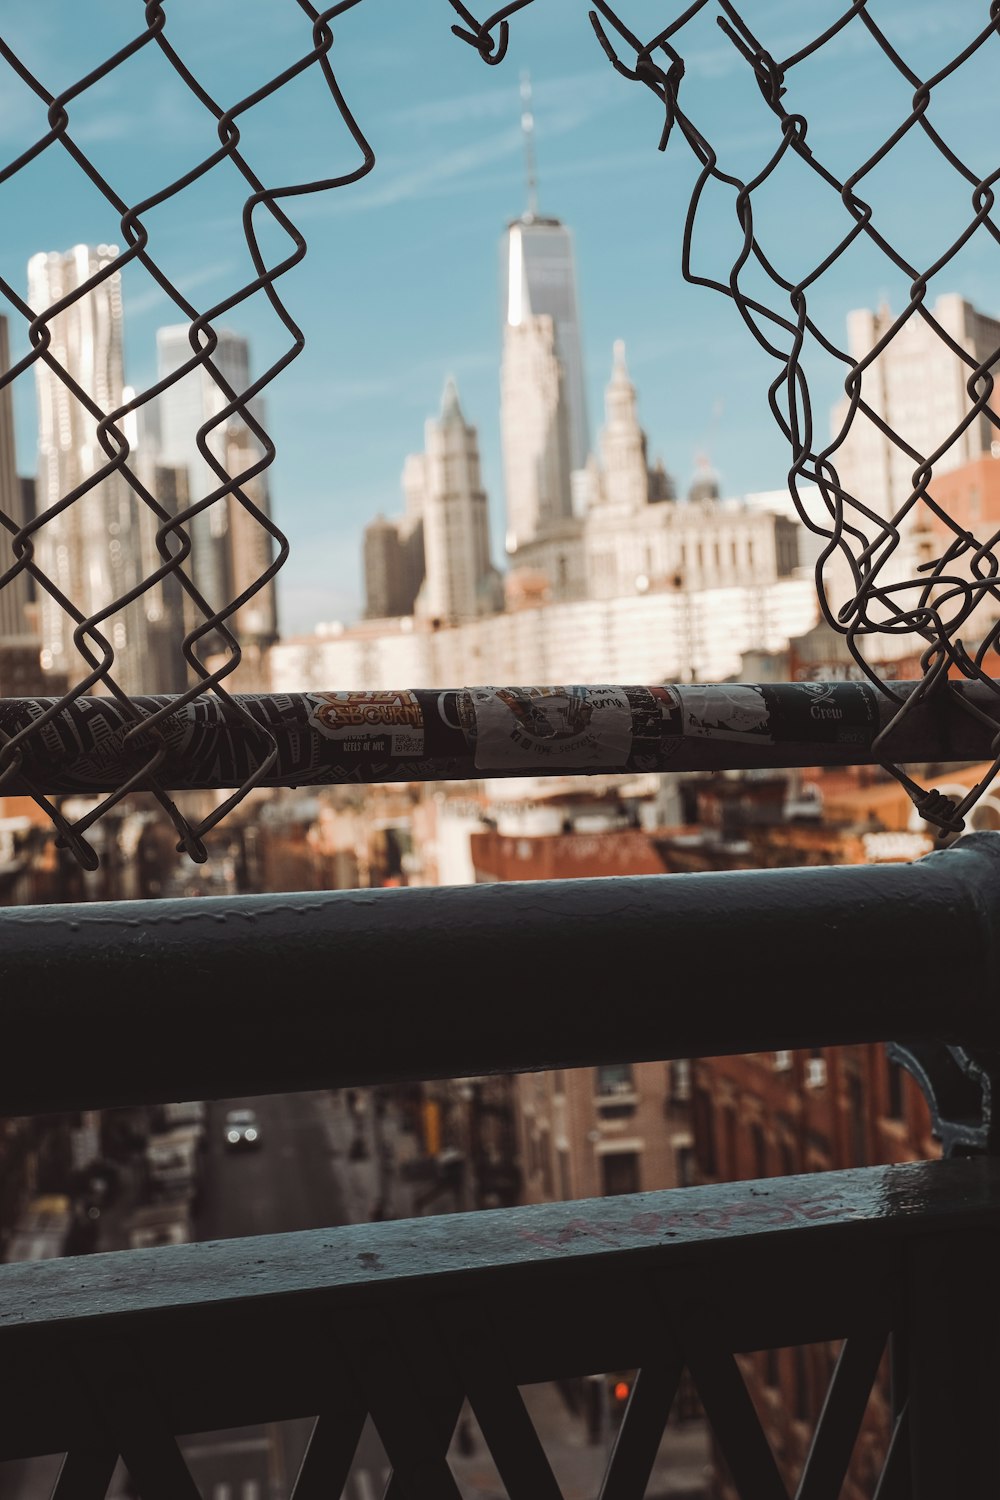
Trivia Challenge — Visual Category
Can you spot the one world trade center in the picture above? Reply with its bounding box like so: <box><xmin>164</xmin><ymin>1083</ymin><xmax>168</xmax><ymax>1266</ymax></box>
<box><xmin>499</xmin><ymin>77</ymin><xmax>590</xmax><ymax>558</ymax></box>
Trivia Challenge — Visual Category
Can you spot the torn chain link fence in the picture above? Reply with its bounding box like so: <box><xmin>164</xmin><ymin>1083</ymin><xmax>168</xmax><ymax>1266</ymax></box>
<box><xmin>4</xmin><ymin>3</ymin><xmax>1000</xmax><ymax>861</ymax></box>
<box><xmin>450</xmin><ymin>0</ymin><xmax>1000</xmax><ymax>836</ymax></box>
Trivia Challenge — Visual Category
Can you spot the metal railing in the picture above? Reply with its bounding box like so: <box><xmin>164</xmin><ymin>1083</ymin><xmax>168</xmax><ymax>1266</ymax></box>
<box><xmin>3</xmin><ymin>835</ymin><xmax>1000</xmax><ymax>1495</ymax></box>
<box><xmin>4</xmin><ymin>6</ymin><xmax>1000</xmax><ymax>1496</ymax></box>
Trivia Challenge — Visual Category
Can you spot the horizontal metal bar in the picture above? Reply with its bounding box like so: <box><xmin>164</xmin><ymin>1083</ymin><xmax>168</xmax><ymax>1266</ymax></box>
<box><xmin>0</xmin><ymin>679</ymin><xmax>998</xmax><ymax>794</ymax></box>
<box><xmin>3</xmin><ymin>833</ymin><xmax>1000</xmax><ymax>1117</ymax></box>
<box><xmin>0</xmin><ymin>1158</ymin><xmax>995</xmax><ymax>1460</ymax></box>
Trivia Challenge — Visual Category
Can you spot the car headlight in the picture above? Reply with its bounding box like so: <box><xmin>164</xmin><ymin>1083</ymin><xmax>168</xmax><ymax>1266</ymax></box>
<box><xmin>244</xmin><ymin>1128</ymin><xmax>258</xmax><ymax>1142</ymax></box>
<box><xmin>227</xmin><ymin>1130</ymin><xmax>240</xmax><ymax>1143</ymax></box>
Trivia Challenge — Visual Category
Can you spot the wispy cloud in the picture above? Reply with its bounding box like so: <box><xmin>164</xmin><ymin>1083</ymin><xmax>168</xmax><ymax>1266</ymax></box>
<box><xmin>278</xmin><ymin>349</ymin><xmax>496</xmax><ymax>412</ymax></box>
<box><xmin>386</xmin><ymin>66</ymin><xmax>618</xmax><ymax>130</ymax></box>
<box><xmin>124</xmin><ymin>259</ymin><xmax>240</xmax><ymax>318</ymax></box>
<box><xmin>305</xmin><ymin>96</ymin><xmax>605</xmax><ymax>219</ymax></box>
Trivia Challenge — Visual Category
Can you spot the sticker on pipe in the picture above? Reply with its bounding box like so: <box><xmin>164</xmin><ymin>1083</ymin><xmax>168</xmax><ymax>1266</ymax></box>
<box><xmin>471</xmin><ymin>686</ymin><xmax>632</xmax><ymax>770</ymax></box>
<box><xmin>306</xmin><ymin>691</ymin><xmax>424</xmax><ymax>757</ymax></box>
<box><xmin>680</xmin><ymin>684</ymin><xmax>773</xmax><ymax>743</ymax></box>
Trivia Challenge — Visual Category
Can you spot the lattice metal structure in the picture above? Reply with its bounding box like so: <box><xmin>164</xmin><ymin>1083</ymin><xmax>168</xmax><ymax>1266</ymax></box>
<box><xmin>4</xmin><ymin>0</ymin><xmax>1000</xmax><ymax>862</ymax></box>
<box><xmin>0</xmin><ymin>0</ymin><xmax>372</xmax><ymax>868</ymax></box>
<box><xmin>450</xmin><ymin>0</ymin><xmax>1000</xmax><ymax>836</ymax></box>
<box><xmin>4</xmin><ymin>838</ymin><xmax>1000</xmax><ymax>1494</ymax></box>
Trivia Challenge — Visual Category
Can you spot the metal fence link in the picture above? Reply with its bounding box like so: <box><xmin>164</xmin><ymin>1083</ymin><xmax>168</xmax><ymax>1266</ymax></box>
<box><xmin>3</xmin><ymin>3</ymin><xmax>1000</xmax><ymax>858</ymax></box>
<box><xmin>451</xmin><ymin>0</ymin><xmax>1000</xmax><ymax>835</ymax></box>
<box><xmin>0</xmin><ymin>0</ymin><xmax>373</xmax><ymax>866</ymax></box>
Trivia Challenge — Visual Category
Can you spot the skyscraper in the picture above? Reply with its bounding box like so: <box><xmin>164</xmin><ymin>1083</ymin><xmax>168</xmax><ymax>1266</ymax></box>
<box><xmin>155</xmin><ymin>325</ymin><xmax>277</xmax><ymax>653</ymax></box>
<box><xmin>412</xmin><ymin>377</ymin><xmax>502</xmax><ymax>626</ymax></box>
<box><xmin>595</xmin><ymin>339</ymin><xmax>653</xmax><ymax>515</ymax></box>
<box><xmin>363</xmin><ymin>512</ymin><xmax>424</xmax><ymax>621</ymax></box>
<box><xmin>28</xmin><ymin>245</ymin><xmax>148</xmax><ymax>694</ymax></box>
<box><xmin>500</xmin><ymin>78</ymin><xmax>590</xmax><ymax>555</ymax></box>
<box><xmin>828</xmin><ymin>293</ymin><xmax>1000</xmax><ymax>654</ymax></box>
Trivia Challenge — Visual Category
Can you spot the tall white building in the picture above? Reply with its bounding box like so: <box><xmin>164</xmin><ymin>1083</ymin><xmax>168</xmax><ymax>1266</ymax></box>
<box><xmin>411</xmin><ymin>378</ymin><xmax>502</xmax><ymax>626</ymax></box>
<box><xmin>829</xmin><ymin>292</ymin><xmax>1000</xmax><ymax>650</ymax></box>
<box><xmin>500</xmin><ymin>313</ymin><xmax>574</xmax><ymax>553</ymax></box>
<box><xmin>28</xmin><ymin>245</ymin><xmax>148</xmax><ymax>693</ymax></box>
<box><xmin>500</xmin><ymin>85</ymin><xmax>589</xmax><ymax>555</ymax></box>
<box><xmin>155</xmin><ymin>324</ymin><xmax>275</xmax><ymax>636</ymax></box>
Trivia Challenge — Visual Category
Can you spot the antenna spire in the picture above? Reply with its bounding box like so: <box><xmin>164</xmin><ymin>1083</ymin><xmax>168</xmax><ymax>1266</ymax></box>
<box><xmin>520</xmin><ymin>71</ymin><xmax>538</xmax><ymax>219</ymax></box>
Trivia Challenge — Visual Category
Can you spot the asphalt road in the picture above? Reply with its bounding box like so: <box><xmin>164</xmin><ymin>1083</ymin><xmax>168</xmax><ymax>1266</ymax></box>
<box><xmin>183</xmin><ymin>1090</ymin><xmax>391</xmax><ymax>1500</ymax></box>
<box><xmin>0</xmin><ymin>1089</ymin><xmax>391</xmax><ymax>1500</ymax></box>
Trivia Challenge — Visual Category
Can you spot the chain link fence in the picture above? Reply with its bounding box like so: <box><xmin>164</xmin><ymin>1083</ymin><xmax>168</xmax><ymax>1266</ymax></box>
<box><xmin>453</xmin><ymin>0</ymin><xmax>1000</xmax><ymax>835</ymax></box>
<box><xmin>2</xmin><ymin>2</ymin><xmax>1000</xmax><ymax>861</ymax></box>
<box><xmin>0</xmin><ymin>0</ymin><xmax>372</xmax><ymax>867</ymax></box>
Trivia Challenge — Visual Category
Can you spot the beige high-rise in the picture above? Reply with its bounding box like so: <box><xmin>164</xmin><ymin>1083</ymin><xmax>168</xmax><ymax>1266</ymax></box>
<box><xmin>28</xmin><ymin>245</ymin><xmax>148</xmax><ymax>695</ymax></box>
<box><xmin>411</xmin><ymin>378</ymin><xmax>501</xmax><ymax>626</ymax></box>
<box><xmin>828</xmin><ymin>293</ymin><xmax>1000</xmax><ymax>650</ymax></box>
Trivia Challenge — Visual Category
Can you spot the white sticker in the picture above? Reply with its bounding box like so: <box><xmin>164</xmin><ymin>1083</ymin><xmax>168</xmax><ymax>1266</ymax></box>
<box><xmin>471</xmin><ymin>686</ymin><xmax>632</xmax><ymax>771</ymax></box>
<box><xmin>680</xmin><ymin>684</ymin><xmax>773</xmax><ymax>742</ymax></box>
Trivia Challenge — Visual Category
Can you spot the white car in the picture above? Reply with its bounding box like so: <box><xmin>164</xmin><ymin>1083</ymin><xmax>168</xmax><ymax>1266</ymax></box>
<box><xmin>223</xmin><ymin>1108</ymin><xmax>261</xmax><ymax>1150</ymax></box>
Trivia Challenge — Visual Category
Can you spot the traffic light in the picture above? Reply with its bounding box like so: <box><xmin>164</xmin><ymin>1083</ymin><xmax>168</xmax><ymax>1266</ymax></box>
<box><xmin>609</xmin><ymin>1373</ymin><xmax>633</xmax><ymax>1424</ymax></box>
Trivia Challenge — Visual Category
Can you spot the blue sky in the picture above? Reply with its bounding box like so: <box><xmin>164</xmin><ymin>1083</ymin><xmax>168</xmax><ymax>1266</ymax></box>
<box><xmin>1</xmin><ymin>1</ymin><xmax>998</xmax><ymax>633</ymax></box>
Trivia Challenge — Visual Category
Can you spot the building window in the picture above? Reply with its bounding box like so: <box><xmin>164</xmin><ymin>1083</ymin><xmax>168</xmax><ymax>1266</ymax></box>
<box><xmin>806</xmin><ymin>1050</ymin><xmax>827</xmax><ymax>1088</ymax></box>
<box><xmin>596</xmin><ymin>1063</ymin><xmax>635</xmax><ymax>1097</ymax></box>
<box><xmin>752</xmin><ymin>1123</ymin><xmax>768</xmax><ymax>1179</ymax></box>
<box><xmin>540</xmin><ymin>1128</ymin><xmax>554</xmax><ymax>1198</ymax></box>
<box><xmin>669</xmin><ymin>1058</ymin><xmax>691</xmax><ymax>1103</ymax></box>
<box><xmin>725</xmin><ymin>1107</ymin><xmax>739</xmax><ymax>1179</ymax></box>
<box><xmin>600</xmin><ymin>1150</ymin><xmax>641</xmax><ymax>1196</ymax></box>
<box><xmin>808</xmin><ymin>1130</ymin><xmax>830</xmax><ymax>1165</ymax></box>
<box><xmin>848</xmin><ymin>1071</ymin><xmax>867</xmax><ymax>1167</ymax></box>
<box><xmin>692</xmin><ymin>1087</ymin><xmax>717</xmax><ymax>1177</ymax></box>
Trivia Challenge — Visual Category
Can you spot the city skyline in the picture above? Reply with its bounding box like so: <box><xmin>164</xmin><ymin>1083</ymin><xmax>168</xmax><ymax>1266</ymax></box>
<box><xmin>0</xmin><ymin>1</ymin><xmax>994</xmax><ymax>638</ymax></box>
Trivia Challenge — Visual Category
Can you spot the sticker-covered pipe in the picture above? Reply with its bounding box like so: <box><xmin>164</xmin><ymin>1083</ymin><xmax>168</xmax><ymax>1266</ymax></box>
<box><xmin>0</xmin><ymin>679</ymin><xmax>998</xmax><ymax>792</ymax></box>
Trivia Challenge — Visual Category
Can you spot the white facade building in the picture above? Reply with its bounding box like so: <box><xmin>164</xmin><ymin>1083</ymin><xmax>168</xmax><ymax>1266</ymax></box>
<box><xmin>500</xmin><ymin>313</ymin><xmax>574</xmax><ymax>554</ymax></box>
<box><xmin>508</xmin><ymin>343</ymin><xmax>799</xmax><ymax>607</ymax></box>
<box><xmin>364</xmin><ymin>381</ymin><xmax>502</xmax><ymax>627</ymax></box>
<box><xmin>829</xmin><ymin>293</ymin><xmax>1000</xmax><ymax>648</ymax></box>
<box><xmin>29</xmin><ymin>245</ymin><xmax>148</xmax><ymax>693</ymax></box>
<box><xmin>271</xmin><ymin>574</ymin><xmax>817</xmax><ymax>696</ymax></box>
<box><xmin>413</xmin><ymin>378</ymin><xmax>502</xmax><ymax>625</ymax></box>
<box><xmin>500</xmin><ymin>176</ymin><xmax>590</xmax><ymax>561</ymax></box>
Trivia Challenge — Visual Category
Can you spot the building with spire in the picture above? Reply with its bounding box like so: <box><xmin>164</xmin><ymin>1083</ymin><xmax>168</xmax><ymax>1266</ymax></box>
<box><xmin>363</xmin><ymin>379</ymin><xmax>502</xmax><ymax>628</ymax></box>
<box><xmin>500</xmin><ymin>76</ymin><xmax>589</xmax><ymax>559</ymax></box>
